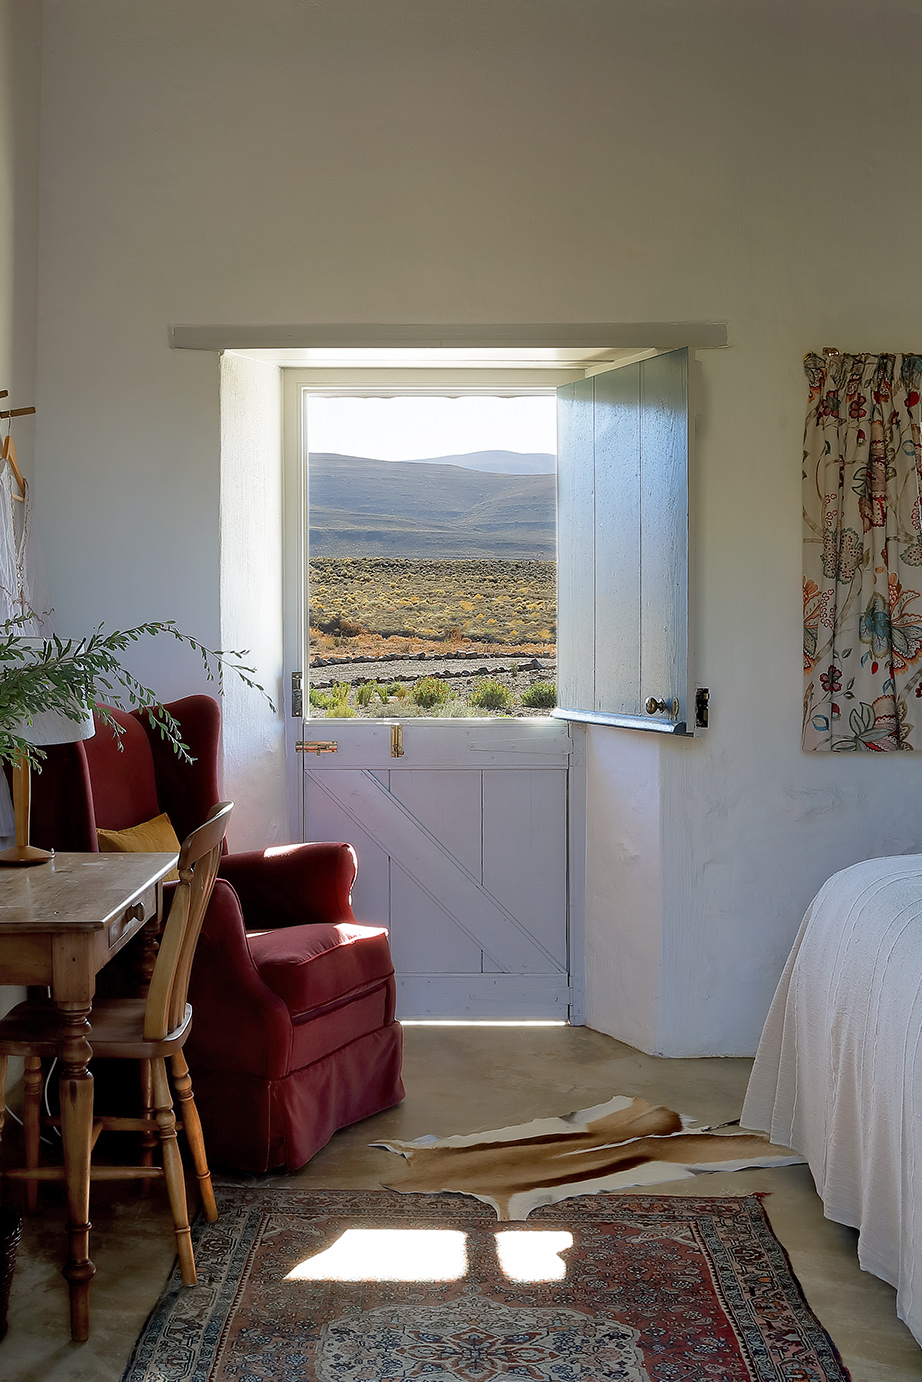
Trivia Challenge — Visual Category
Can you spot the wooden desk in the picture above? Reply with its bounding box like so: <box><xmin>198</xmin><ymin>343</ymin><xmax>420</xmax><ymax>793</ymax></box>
<box><xmin>0</xmin><ymin>852</ymin><xmax>176</xmax><ymax>1340</ymax></box>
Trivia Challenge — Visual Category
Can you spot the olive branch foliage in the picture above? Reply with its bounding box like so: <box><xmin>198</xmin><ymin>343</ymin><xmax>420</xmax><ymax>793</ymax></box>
<box><xmin>0</xmin><ymin>618</ymin><xmax>273</xmax><ymax>769</ymax></box>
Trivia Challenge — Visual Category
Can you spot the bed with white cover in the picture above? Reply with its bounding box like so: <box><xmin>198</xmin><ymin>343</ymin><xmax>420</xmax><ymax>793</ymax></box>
<box><xmin>742</xmin><ymin>855</ymin><xmax>922</xmax><ymax>1345</ymax></box>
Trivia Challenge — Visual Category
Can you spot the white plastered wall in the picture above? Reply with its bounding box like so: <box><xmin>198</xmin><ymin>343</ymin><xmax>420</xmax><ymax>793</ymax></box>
<box><xmin>30</xmin><ymin>0</ymin><xmax>922</xmax><ymax>1055</ymax></box>
<box><xmin>218</xmin><ymin>353</ymin><xmax>286</xmax><ymax>849</ymax></box>
<box><xmin>0</xmin><ymin>0</ymin><xmax>39</xmax><ymax>460</ymax></box>
<box><xmin>0</xmin><ymin>0</ymin><xmax>41</xmax><ymax>1026</ymax></box>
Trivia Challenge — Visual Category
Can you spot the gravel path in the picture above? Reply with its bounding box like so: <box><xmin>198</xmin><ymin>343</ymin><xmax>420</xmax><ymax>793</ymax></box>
<box><xmin>310</xmin><ymin>653</ymin><xmax>557</xmax><ymax>714</ymax></box>
<box><xmin>310</xmin><ymin>652</ymin><xmax>556</xmax><ymax>689</ymax></box>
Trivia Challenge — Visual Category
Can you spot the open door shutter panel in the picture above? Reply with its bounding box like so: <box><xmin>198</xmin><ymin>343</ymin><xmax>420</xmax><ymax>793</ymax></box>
<box><xmin>555</xmin><ymin>348</ymin><xmax>693</xmax><ymax>735</ymax></box>
<box><xmin>556</xmin><ymin>375</ymin><xmax>595</xmax><ymax>717</ymax></box>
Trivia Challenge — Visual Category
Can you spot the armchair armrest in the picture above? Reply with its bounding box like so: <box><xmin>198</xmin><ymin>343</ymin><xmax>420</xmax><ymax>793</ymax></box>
<box><xmin>218</xmin><ymin>842</ymin><xmax>358</xmax><ymax>930</ymax></box>
<box><xmin>186</xmin><ymin>879</ymin><xmax>293</xmax><ymax>1080</ymax></box>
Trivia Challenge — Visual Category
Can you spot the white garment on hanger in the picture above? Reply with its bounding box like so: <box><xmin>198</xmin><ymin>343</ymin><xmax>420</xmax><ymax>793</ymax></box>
<box><xmin>0</xmin><ymin>470</ymin><xmax>53</xmax><ymax>633</ymax></box>
<box><xmin>0</xmin><ymin>465</ymin><xmax>55</xmax><ymax>839</ymax></box>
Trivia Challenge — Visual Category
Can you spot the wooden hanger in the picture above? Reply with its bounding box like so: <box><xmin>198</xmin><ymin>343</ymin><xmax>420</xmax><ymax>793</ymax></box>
<box><xmin>0</xmin><ymin>392</ymin><xmax>31</xmax><ymax>502</ymax></box>
<box><xmin>2</xmin><ymin>435</ymin><xmax>26</xmax><ymax>503</ymax></box>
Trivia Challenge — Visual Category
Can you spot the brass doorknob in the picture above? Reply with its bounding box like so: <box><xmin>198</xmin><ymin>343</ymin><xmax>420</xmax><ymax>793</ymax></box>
<box><xmin>645</xmin><ymin>696</ymin><xmax>679</xmax><ymax>717</ymax></box>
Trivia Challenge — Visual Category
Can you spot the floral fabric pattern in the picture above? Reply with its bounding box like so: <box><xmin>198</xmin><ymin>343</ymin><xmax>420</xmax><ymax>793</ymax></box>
<box><xmin>803</xmin><ymin>351</ymin><xmax>922</xmax><ymax>750</ymax></box>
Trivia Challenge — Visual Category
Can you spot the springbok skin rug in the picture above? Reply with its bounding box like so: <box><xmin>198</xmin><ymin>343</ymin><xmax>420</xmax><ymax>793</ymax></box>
<box><xmin>121</xmin><ymin>1188</ymin><xmax>850</xmax><ymax>1382</ymax></box>
<box><xmin>372</xmin><ymin>1095</ymin><xmax>805</xmax><ymax>1220</ymax></box>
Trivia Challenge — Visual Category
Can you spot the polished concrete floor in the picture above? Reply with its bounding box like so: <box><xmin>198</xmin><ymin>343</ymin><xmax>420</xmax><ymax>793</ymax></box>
<box><xmin>1</xmin><ymin>1023</ymin><xmax>920</xmax><ymax>1381</ymax></box>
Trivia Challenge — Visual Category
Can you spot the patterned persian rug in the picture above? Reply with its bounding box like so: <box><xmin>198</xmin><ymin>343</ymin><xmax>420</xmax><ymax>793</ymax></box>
<box><xmin>373</xmin><ymin>1094</ymin><xmax>805</xmax><ymax>1219</ymax></box>
<box><xmin>122</xmin><ymin>1188</ymin><xmax>850</xmax><ymax>1381</ymax></box>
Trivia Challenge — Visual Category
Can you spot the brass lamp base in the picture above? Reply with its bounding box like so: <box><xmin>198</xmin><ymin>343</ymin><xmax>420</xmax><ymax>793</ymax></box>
<box><xmin>0</xmin><ymin>843</ymin><xmax>53</xmax><ymax>867</ymax></box>
<box><xmin>0</xmin><ymin>750</ymin><xmax>54</xmax><ymax>866</ymax></box>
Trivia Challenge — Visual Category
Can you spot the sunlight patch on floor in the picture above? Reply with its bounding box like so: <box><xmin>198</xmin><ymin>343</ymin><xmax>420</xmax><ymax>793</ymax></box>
<box><xmin>284</xmin><ymin>1227</ymin><xmax>575</xmax><ymax>1284</ymax></box>
<box><xmin>495</xmin><ymin>1231</ymin><xmax>573</xmax><ymax>1281</ymax></box>
<box><xmin>285</xmin><ymin>1229</ymin><xmax>468</xmax><ymax>1282</ymax></box>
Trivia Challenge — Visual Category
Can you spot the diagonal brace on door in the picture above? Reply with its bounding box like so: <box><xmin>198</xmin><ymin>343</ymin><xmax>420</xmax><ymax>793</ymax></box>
<box><xmin>309</xmin><ymin>769</ymin><xmax>565</xmax><ymax>975</ymax></box>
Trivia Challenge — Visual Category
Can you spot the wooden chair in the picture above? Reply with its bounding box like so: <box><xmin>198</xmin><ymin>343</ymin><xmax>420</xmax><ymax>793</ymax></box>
<box><xmin>0</xmin><ymin>800</ymin><xmax>233</xmax><ymax>1288</ymax></box>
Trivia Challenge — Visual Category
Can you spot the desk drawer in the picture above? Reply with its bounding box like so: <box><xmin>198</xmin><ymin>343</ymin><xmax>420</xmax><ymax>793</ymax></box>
<box><xmin>108</xmin><ymin>883</ymin><xmax>159</xmax><ymax>952</ymax></box>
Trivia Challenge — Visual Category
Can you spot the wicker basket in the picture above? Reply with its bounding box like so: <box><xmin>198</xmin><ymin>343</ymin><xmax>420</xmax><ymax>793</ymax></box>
<box><xmin>0</xmin><ymin>1207</ymin><xmax>22</xmax><ymax>1340</ymax></box>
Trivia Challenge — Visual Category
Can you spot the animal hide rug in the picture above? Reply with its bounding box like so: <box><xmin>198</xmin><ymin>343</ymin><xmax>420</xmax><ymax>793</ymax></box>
<box><xmin>372</xmin><ymin>1095</ymin><xmax>804</xmax><ymax>1220</ymax></box>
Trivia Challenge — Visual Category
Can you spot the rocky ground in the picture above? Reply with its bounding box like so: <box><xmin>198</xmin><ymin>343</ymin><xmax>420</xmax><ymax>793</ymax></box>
<box><xmin>309</xmin><ymin>649</ymin><xmax>557</xmax><ymax>717</ymax></box>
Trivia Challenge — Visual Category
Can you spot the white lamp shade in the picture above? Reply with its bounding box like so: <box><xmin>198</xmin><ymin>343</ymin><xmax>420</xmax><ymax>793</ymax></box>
<box><xmin>11</xmin><ymin>703</ymin><xmax>96</xmax><ymax>747</ymax></box>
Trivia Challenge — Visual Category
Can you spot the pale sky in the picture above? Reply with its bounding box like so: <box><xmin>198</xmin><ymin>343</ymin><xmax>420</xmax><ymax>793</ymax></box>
<box><xmin>305</xmin><ymin>395</ymin><xmax>557</xmax><ymax>462</ymax></box>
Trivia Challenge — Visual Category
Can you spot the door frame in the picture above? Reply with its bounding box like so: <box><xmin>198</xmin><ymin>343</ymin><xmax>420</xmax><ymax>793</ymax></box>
<box><xmin>280</xmin><ymin>366</ymin><xmax>587</xmax><ymax>1020</ymax></box>
<box><xmin>276</xmin><ymin>327</ymin><xmax>721</xmax><ymax>1021</ymax></box>
<box><xmin>281</xmin><ymin>369</ymin><xmax>567</xmax><ymax>836</ymax></box>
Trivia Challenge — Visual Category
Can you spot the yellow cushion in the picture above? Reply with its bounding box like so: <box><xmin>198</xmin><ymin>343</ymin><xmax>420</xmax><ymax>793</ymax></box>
<box><xmin>96</xmin><ymin>812</ymin><xmax>182</xmax><ymax>883</ymax></box>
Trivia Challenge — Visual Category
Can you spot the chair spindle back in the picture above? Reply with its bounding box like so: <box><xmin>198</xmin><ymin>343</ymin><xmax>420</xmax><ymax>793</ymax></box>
<box><xmin>143</xmin><ymin>802</ymin><xmax>233</xmax><ymax>1042</ymax></box>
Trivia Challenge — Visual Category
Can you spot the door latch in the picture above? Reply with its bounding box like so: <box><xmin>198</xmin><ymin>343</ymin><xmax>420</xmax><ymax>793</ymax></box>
<box><xmin>296</xmin><ymin>740</ymin><xmax>338</xmax><ymax>754</ymax></box>
<box><xmin>391</xmin><ymin>724</ymin><xmax>404</xmax><ymax>758</ymax></box>
<box><xmin>291</xmin><ymin>670</ymin><xmax>303</xmax><ymax>718</ymax></box>
<box><xmin>695</xmin><ymin>687</ymin><xmax>710</xmax><ymax>729</ymax></box>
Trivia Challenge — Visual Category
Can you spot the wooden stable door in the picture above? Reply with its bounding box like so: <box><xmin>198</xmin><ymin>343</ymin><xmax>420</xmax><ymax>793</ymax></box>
<box><xmin>300</xmin><ymin>718</ymin><xmax>573</xmax><ymax>1019</ymax></box>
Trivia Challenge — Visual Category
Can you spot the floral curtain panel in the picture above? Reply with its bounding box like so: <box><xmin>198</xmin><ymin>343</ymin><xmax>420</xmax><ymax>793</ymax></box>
<box><xmin>803</xmin><ymin>351</ymin><xmax>922</xmax><ymax>750</ymax></box>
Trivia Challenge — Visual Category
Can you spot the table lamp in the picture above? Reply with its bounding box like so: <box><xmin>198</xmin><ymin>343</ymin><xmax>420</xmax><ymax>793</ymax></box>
<box><xmin>0</xmin><ymin>686</ymin><xmax>95</xmax><ymax>868</ymax></box>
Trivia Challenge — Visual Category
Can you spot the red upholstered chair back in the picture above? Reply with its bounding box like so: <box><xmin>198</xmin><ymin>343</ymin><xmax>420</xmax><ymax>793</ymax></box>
<box><xmin>83</xmin><ymin>707</ymin><xmax>161</xmax><ymax>831</ymax></box>
<box><xmin>30</xmin><ymin>695</ymin><xmax>224</xmax><ymax>854</ymax></box>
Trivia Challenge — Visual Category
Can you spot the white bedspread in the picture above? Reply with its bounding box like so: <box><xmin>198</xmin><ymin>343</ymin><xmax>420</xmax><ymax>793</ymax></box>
<box><xmin>742</xmin><ymin>855</ymin><xmax>922</xmax><ymax>1345</ymax></box>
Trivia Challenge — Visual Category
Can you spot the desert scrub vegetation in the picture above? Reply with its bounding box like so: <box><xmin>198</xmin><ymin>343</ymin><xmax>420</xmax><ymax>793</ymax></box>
<box><xmin>308</xmin><ymin>664</ymin><xmax>559</xmax><ymax>721</ymax></box>
<box><xmin>370</xmin><ymin>698</ymin><xmax>475</xmax><ymax>718</ymax></box>
<box><xmin>309</xmin><ymin>682</ymin><xmax>356</xmax><ymax>717</ymax></box>
<box><xmin>309</xmin><ymin>558</ymin><xmax>556</xmax><ymax>656</ymax></box>
<box><xmin>412</xmin><ymin>676</ymin><xmax>450</xmax><ymax>709</ymax></box>
<box><xmin>311</xmin><ymin>672</ymin><xmax>557</xmax><ymax>719</ymax></box>
<box><xmin>470</xmin><ymin>678</ymin><xmax>514</xmax><ymax>711</ymax></box>
<box><xmin>521</xmin><ymin>680</ymin><xmax>557</xmax><ymax>709</ymax></box>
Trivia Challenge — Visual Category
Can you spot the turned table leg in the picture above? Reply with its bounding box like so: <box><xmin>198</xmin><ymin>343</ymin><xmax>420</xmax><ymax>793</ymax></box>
<box><xmin>57</xmin><ymin>1003</ymin><xmax>96</xmax><ymax>1342</ymax></box>
<box><xmin>138</xmin><ymin>900</ymin><xmax>161</xmax><ymax>990</ymax></box>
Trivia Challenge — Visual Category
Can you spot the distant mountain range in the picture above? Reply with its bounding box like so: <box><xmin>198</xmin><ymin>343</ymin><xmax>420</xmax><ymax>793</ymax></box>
<box><xmin>404</xmin><ymin>449</ymin><xmax>555</xmax><ymax>475</ymax></box>
<box><xmin>308</xmin><ymin>452</ymin><xmax>556</xmax><ymax>559</ymax></box>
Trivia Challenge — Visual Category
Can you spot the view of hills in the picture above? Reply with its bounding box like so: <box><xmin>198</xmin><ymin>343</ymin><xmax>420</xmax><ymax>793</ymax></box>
<box><xmin>308</xmin><ymin>452</ymin><xmax>556</xmax><ymax>559</ymax></box>
<box><xmin>402</xmin><ymin>449</ymin><xmax>555</xmax><ymax>475</ymax></box>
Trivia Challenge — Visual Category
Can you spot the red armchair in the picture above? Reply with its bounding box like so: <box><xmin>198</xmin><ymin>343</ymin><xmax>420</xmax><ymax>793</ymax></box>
<box><xmin>30</xmin><ymin>695</ymin><xmax>404</xmax><ymax>1173</ymax></box>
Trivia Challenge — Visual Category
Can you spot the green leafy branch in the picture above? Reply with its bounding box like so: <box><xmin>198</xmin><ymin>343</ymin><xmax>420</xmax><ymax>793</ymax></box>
<box><xmin>0</xmin><ymin>618</ymin><xmax>274</xmax><ymax>769</ymax></box>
